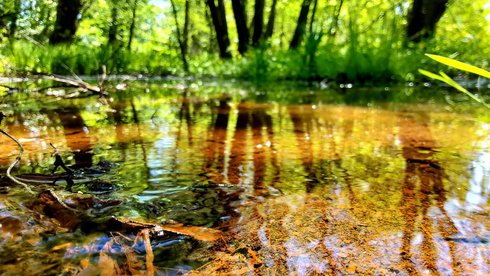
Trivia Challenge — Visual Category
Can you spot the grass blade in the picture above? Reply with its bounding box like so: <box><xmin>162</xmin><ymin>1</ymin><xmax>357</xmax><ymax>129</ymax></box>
<box><xmin>418</xmin><ymin>69</ymin><xmax>490</xmax><ymax>109</ymax></box>
<box><xmin>426</xmin><ymin>54</ymin><xmax>490</xmax><ymax>79</ymax></box>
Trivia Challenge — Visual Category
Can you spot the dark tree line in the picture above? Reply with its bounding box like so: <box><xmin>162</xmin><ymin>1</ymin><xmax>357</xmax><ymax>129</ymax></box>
<box><xmin>204</xmin><ymin>0</ymin><xmax>450</xmax><ymax>59</ymax></box>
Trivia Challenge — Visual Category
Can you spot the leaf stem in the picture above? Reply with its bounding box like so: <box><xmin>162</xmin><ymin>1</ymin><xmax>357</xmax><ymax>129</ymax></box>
<box><xmin>0</xmin><ymin>129</ymin><xmax>35</xmax><ymax>194</ymax></box>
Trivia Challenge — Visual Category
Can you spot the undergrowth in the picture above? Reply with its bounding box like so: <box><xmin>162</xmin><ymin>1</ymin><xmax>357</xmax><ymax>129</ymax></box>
<box><xmin>0</xmin><ymin>40</ymin><xmax>487</xmax><ymax>85</ymax></box>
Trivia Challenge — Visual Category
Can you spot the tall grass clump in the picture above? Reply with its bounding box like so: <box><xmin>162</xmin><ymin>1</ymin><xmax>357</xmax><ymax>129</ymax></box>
<box><xmin>1</xmin><ymin>41</ymin><xmax>181</xmax><ymax>76</ymax></box>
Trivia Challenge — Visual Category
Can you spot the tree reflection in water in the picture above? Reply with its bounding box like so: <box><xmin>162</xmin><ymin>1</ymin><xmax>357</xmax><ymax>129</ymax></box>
<box><xmin>0</xmin><ymin>87</ymin><xmax>488</xmax><ymax>274</ymax></box>
<box><xmin>399</xmin><ymin>112</ymin><xmax>459</xmax><ymax>274</ymax></box>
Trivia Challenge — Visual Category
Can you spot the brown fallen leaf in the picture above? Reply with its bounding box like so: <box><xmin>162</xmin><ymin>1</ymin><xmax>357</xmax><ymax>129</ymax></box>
<box><xmin>0</xmin><ymin>216</ymin><xmax>23</xmax><ymax>238</ymax></box>
<box><xmin>64</xmin><ymin>195</ymin><xmax>122</xmax><ymax>210</ymax></box>
<box><xmin>105</xmin><ymin>216</ymin><xmax>160</xmax><ymax>233</ymax></box>
<box><xmin>28</xmin><ymin>190</ymin><xmax>84</xmax><ymax>231</ymax></box>
<box><xmin>159</xmin><ymin>224</ymin><xmax>222</xmax><ymax>242</ymax></box>
<box><xmin>99</xmin><ymin>251</ymin><xmax>117</xmax><ymax>276</ymax></box>
<box><xmin>99</xmin><ymin>240</ymin><xmax>122</xmax><ymax>276</ymax></box>
<box><xmin>102</xmin><ymin>217</ymin><xmax>221</xmax><ymax>242</ymax></box>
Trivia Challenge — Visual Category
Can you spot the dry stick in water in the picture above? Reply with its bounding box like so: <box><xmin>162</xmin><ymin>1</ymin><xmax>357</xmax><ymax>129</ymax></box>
<box><xmin>0</xmin><ymin>129</ymin><xmax>35</xmax><ymax>194</ymax></box>
<box><xmin>43</xmin><ymin>74</ymin><xmax>101</xmax><ymax>93</ymax></box>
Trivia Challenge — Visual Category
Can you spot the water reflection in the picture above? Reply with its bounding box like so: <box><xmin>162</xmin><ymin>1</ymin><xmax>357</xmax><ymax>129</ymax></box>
<box><xmin>56</xmin><ymin>107</ymin><xmax>94</xmax><ymax>167</ymax></box>
<box><xmin>399</xmin><ymin>112</ymin><xmax>459</xmax><ymax>274</ymax></box>
<box><xmin>203</xmin><ymin>95</ymin><xmax>230</xmax><ymax>184</ymax></box>
<box><xmin>0</xmin><ymin>86</ymin><xmax>489</xmax><ymax>274</ymax></box>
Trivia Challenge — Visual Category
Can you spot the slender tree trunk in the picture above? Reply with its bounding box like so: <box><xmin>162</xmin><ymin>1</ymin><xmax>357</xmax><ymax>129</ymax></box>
<box><xmin>289</xmin><ymin>0</ymin><xmax>312</xmax><ymax>49</ymax></box>
<box><xmin>183</xmin><ymin>0</ymin><xmax>190</xmax><ymax>55</ymax></box>
<box><xmin>252</xmin><ymin>0</ymin><xmax>265</xmax><ymax>46</ymax></box>
<box><xmin>204</xmin><ymin>8</ymin><xmax>215</xmax><ymax>52</ymax></box>
<box><xmin>327</xmin><ymin>0</ymin><xmax>343</xmax><ymax>39</ymax></box>
<box><xmin>7</xmin><ymin>0</ymin><xmax>21</xmax><ymax>38</ymax></box>
<box><xmin>206</xmin><ymin>0</ymin><xmax>231</xmax><ymax>58</ymax></box>
<box><xmin>127</xmin><ymin>0</ymin><xmax>138</xmax><ymax>50</ymax></box>
<box><xmin>407</xmin><ymin>0</ymin><xmax>448</xmax><ymax>42</ymax></box>
<box><xmin>49</xmin><ymin>0</ymin><xmax>83</xmax><ymax>44</ymax></box>
<box><xmin>308</xmin><ymin>0</ymin><xmax>318</xmax><ymax>33</ymax></box>
<box><xmin>264</xmin><ymin>0</ymin><xmax>278</xmax><ymax>40</ymax></box>
<box><xmin>108</xmin><ymin>5</ymin><xmax>119</xmax><ymax>46</ymax></box>
<box><xmin>231</xmin><ymin>0</ymin><xmax>249</xmax><ymax>55</ymax></box>
<box><xmin>170</xmin><ymin>0</ymin><xmax>189</xmax><ymax>72</ymax></box>
<box><xmin>0</xmin><ymin>15</ymin><xmax>6</xmax><ymax>34</ymax></box>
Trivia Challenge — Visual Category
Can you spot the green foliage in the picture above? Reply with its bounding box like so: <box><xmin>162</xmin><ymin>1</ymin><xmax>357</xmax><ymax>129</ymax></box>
<box><xmin>0</xmin><ymin>0</ymin><xmax>488</xmax><ymax>83</ymax></box>
<box><xmin>1</xmin><ymin>41</ymin><xmax>179</xmax><ymax>75</ymax></box>
<box><xmin>419</xmin><ymin>54</ymin><xmax>490</xmax><ymax>109</ymax></box>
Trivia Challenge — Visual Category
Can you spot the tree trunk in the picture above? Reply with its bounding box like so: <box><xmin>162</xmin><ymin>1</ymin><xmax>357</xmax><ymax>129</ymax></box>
<box><xmin>308</xmin><ymin>0</ymin><xmax>318</xmax><ymax>33</ymax></box>
<box><xmin>49</xmin><ymin>0</ymin><xmax>82</xmax><ymax>44</ymax></box>
<box><xmin>327</xmin><ymin>0</ymin><xmax>343</xmax><ymax>39</ymax></box>
<box><xmin>183</xmin><ymin>0</ymin><xmax>190</xmax><ymax>55</ymax></box>
<box><xmin>127</xmin><ymin>0</ymin><xmax>138</xmax><ymax>50</ymax></box>
<box><xmin>7</xmin><ymin>0</ymin><xmax>21</xmax><ymax>38</ymax></box>
<box><xmin>289</xmin><ymin>0</ymin><xmax>312</xmax><ymax>49</ymax></box>
<box><xmin>170</xmin><ymin>0</ymin><xmax>190</xmax><ymax>72</ymax></box>
<box><xmin>108</xmin><ymin>5</ymin><xmax>119</xmax><ymax>46</ymax></box>
<box><xmin>231</xmin><ymin>0</ymin><xmax>249</xmax><ymax>55</ymax></box>
<box><xmin>252</xmin><ymin>0</ymin><xmax>264</xmax><ymax>46</ymax></box>
<box><xmin>204</xmin><ymin>7</ymin><xmax>215</xmax><ymax>52</ymax></box>
<box><xmin>264</xmin><ymin>0</ymin><xmax>278</xmax><ymax>40</ymax></box>
<box><xmin>206</xmin><ymin>0</ymin><xmax>231</xmax><ymax>58</ymax></box>
<box><xmin>407</xmin><ymin>0</ymin><xmax>448</xmax><ymax>42</ymax></box>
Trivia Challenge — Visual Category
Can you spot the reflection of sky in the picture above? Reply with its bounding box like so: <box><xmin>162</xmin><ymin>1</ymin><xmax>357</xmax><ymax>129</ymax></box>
<box><xmin>465</xmin><ymin>148</ymin><xmax>490</xmax><ymax>212</ymax></box>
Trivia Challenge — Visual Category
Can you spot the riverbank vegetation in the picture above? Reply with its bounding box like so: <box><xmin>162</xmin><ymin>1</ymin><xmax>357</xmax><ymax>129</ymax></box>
<box><xmin>0</xmin><ymin>0</ymin><xmax>489</xmax><ymax>83</ymax></box>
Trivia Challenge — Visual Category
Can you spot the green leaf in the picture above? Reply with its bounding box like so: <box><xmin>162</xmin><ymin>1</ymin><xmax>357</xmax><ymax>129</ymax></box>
<box><xmin>418</xmin><ymin>69</ymin><xmax>490</xmax><ymax>109</ymax></box>
<box><xmin>439</xmin><ymin>71</ymin><xmax>490</xmax><ymax>109</ymax></box>
<box><xmin>418</xmin><ymin>69</ymin><xmax>445</xmax><ymax>82</ymax></box>
<box><xmin>426</xmin><ymin>54</ymin><xmax>490</xmax><ymax>79</ymax></box>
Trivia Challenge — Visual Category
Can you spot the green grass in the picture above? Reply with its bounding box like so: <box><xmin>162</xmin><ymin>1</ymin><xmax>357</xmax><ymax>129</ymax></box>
<box><xmin>1</xmin><ymin>41</ymin><xmax>180</xmax><ymax>76</ymax></box>
<box><xmin>0</xmin><ymin>39</ymin><xmax>486</xmax><ymax>86</ymax></box>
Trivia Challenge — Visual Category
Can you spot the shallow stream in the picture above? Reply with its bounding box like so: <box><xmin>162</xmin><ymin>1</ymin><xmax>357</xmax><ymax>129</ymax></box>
<box><xmin>0</xmin><ymin>82</ymin><xmax>489</xmax><ymax>274</ymax></box>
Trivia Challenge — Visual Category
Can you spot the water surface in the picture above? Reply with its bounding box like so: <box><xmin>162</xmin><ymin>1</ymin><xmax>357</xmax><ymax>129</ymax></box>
<box><xmin>0</xmin><ymin>83</ymin><xmax>489</xmax><ymax>274</ymax></box>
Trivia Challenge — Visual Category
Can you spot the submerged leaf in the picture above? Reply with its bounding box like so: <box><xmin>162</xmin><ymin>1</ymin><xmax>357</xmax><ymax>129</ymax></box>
<box><xmin>160</xmin><ymin>224</ymin><xmax>222</xmax><ymax>241</ymax></box>
<box><xmin>28</xmin><ymin>190</ymin><xmax>84</xmax><ymax>231</ymax></box>
<box><xmin>99</xmin><ymin>240</ymin><xmax>121</xmax><ymax>276</ymax></box>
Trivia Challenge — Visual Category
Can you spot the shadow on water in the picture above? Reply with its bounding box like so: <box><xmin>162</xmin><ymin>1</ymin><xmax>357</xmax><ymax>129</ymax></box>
<box><xmin>0</xmin><ymin>83</ymin><xmax>489</xmax><ymax>274</ymax></box>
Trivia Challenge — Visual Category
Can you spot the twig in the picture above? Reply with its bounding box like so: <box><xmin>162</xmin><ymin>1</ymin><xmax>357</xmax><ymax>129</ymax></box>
<box><xmin>10</xmin><ymin>69</ymin><xmax>104</xmax><ymax>95</ymax></box>
<box><xmin>0</xmin><ymin>129</ymin><xmax>34</xmax><ymax>194</ymax></box>
<box><xmin>141</xmin><ymin>229</ymin><xmax>155</xmax><ymax>276</ymax></box>
<box><xmin>42</xmin><ymin>74</ymin><xmax>102</xmax><ymax>94</ymax></box>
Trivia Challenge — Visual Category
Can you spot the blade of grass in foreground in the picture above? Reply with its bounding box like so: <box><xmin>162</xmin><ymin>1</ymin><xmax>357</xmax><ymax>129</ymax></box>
<box><xmin>426</xmin><ymin>54</ymin><xmax>490</xmax><ymax>79</ymax></box>
<box><xmin>419</xmin><ymin>69</ymin><xmax>490</xmax><ymax>109</ymax></box>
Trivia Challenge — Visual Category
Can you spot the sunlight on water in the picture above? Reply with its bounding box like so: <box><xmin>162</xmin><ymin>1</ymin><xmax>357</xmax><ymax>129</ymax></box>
<box><xmin>0</xmin><ymin>84</ymin><xmax>489</xmax><ymax>274</ymax></box>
